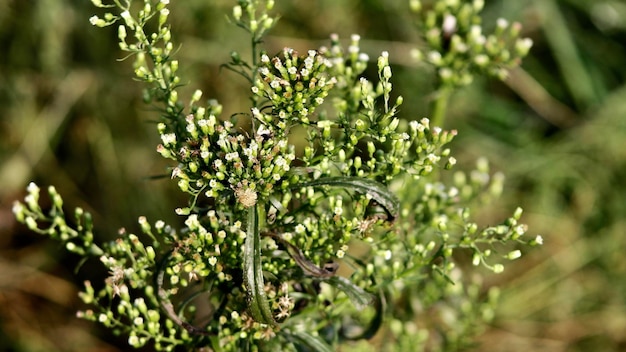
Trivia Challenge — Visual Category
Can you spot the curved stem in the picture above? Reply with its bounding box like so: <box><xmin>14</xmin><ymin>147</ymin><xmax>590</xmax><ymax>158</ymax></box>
<box><xmin>263</xmin><ymin>231</ymin><xmax>338</xmax><ymax>278</ymax></box>
<box><xmin>156</xmin><ymin>251</ymin><xmax>210</xmax><ymax>336</ymax></box>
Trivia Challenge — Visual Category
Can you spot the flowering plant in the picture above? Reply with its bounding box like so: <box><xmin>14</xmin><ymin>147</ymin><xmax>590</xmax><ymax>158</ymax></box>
<box><xmin>13</xmin><ymin>0</ymin><xmax>539</xmax><ymax>350</ymax></box>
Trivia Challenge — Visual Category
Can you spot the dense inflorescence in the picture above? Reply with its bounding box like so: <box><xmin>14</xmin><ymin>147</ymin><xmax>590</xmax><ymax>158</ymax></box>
<box><xmin>13</xmin><ymin>0</ymin><xmax>540</xmax><ymax>351</ymax></box>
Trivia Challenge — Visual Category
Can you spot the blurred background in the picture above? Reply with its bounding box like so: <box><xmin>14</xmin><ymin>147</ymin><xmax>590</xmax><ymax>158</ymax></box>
<box><xmin>1</xmin><ymin>0</ymin><xmax>625</xmax><ymax>351</ymax></box>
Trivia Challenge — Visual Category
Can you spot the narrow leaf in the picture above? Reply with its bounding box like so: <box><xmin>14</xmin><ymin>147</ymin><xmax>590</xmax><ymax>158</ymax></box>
<box><xmin>285</xmin><ymin>330</ymin><xmax>334</xmax><ymax>352</ymax></box>
<box><xmin>326</xmin><ymin>276</ymin><xmax>374</xmax><ymax>310</ymax></box>
<box><xmin>243</xmin><ymin>205</ymin><xmax>276</xmax><ymax>325</ymax></box>
<box><xmin>264</xmin><ymin>232</ymin><xmax>337</xmax><ymax>278</ymax></box>
<box><xmin>340</xmin><ymin>291</ymin><xmax>384</xmax><ymax>340</ymax></box>
<box><xmin>297</xmin><ymin>176</ymin><xmax>399</xmax><ymax>221</ymax></box>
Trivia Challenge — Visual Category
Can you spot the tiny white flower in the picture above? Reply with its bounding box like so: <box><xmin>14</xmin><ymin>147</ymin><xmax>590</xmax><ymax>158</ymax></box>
<box><xmin>427</xmin><ymin>51</ymin><xmax>442</xmax><ymax>65</ymax></box>
<box><xmin>497</xmin><ymin>18</ymin><xmax>509</xmax><ymax>29</ymax></box>
<box><xmin>89</xmin><ymin>15</ymin><xmax>102</xmax><ymax>26</ymax></box>
<box><xmin>442</xmin><ymin>14</ymin><xmax>457</xmax><ymax>34</ymax></box>
<box><xmin>384</xmin><ymin>250</ymin><xmax>392</xmax><ymax>260</ymax></box>
<box><xmin>27</xmin><ymin>182</ymin><xmax>40</xmax><ymax>194</ymax></box>
<box><xmin>161</xmin><ymin>133</ymin><xmax>176</xmax><ymax>145</ymax></box>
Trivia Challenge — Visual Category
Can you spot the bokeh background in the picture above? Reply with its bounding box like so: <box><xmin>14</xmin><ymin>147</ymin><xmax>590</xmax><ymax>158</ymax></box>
<box><xmin>1</xmin><ymin>0</ymin><xmax>625</xmax><ymax>351</ymax></box>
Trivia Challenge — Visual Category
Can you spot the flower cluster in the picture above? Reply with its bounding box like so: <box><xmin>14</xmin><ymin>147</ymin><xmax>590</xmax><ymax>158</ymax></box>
<box><xmin>92</xmin><ymin>0</ymin><xmax>298</xmax><ymax>211</ymax></box>
<box><xmin>252</xmin><ymin>48</ymin><xmax>337</xmax><ymax>127</ymax></box>
<box><xmin>158</xmin><ymin>112</ymin><xmax>295</xmax><ymax>211</ymax></box>
<box><xmin>297</xmin><ymin>35</ymin><xmax>458</xmax><ymax>184</ymax></box>
<box><xmin>12</xmin><ymin>183</ymin><xmax>102</xmax><ymax>257</ymax></box>
<box><xmin>231</xmin><ymin>0</ymin><xmax>277</xmax><ymax>42</ymax></box>
<box><xmin>324</xmin><ymin>34</ymin><xmax>370</xmax><ymax>88</ymax></box>
<box><xmin>410</xmin><ymin>0</ymin><xmax>533</xmax><ymax>86</ymax></box>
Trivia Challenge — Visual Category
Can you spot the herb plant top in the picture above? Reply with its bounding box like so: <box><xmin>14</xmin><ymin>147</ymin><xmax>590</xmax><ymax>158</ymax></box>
<box><xmin>13</xmin><ymin>0</ymin><xmax>539</xmax><ymax>350</ymax></box>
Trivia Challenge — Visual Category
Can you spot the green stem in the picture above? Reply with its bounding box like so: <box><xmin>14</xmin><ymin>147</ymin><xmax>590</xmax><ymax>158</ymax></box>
<box><xmin>430</xmin><ymin>86</ymin><xmax>452</xmax><ymax>128</ymax></box>
<box><xmin>250</xmin><ymin>36</ymin><xmax>260</xmax><ymax>108</ymax></box>
<box><xmin>155</xmin><ymin>251</ymin><xmax>210</xmax><ymax>336</ymax></box>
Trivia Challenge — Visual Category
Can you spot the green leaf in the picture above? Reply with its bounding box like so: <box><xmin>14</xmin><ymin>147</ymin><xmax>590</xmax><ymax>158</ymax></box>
<box><xmin>340</xmin><ymin>290</ymin><xmax>384</xmax><ymax>340</ymax></box>
<box><xmin>297</xmin><ymin>176</ymin><xmax>399</xmax><ymax>221</ymax></box>
<box><xmin>326</xmin><ymin>276</ymin><xmax>374</xmax><ymax>310</ymax></box>
<box><xmin>243</xmin><ymin>205</ymin><xmax>276</xmax><ymax>326</ymax></box>
<box><xmin>284</xmin><ymin>330</ymin><xmax>334</xmax><ymax>352</ymax></box>
<box><xmin>264</xmin><ymin>232</ymin><xmax>337</xmax><ymax>278</ymax></box>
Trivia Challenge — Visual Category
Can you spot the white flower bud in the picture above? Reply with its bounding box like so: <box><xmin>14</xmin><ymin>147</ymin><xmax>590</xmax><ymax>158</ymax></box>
<box><xmin>506</xmin><ymin>250</ymin><xmax>522</xmax><ymax>260</ymax></box>
<box><xmin>233</xmin><ymin>5</ymin><xmax>242</xmax><ymax>20</ymax></box>
<box><xmin>515</xmin><ymin>38</ymin><xmax>533</xmax><ymax>57</ymax></box>
<box><xmin>120</xmin><ymin>11</ymin><xmax>134</xmax><ymax>28</ymax></box>
<box><xmin>89</xmin><ymin>15</ymin><xmax>107</xmax><ymax>27</ymax></box>
<box><xmin>410</xmin><ymin>0</ymin><xmax>422</xmax><ymax>12</ymax></box>
<box><xmin>493</xmin><ymin>264</ymin><xmax>504</xmax><ymax>273</ymax></box>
